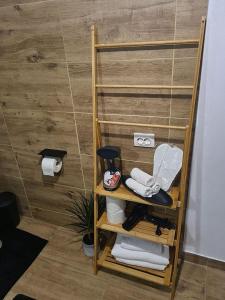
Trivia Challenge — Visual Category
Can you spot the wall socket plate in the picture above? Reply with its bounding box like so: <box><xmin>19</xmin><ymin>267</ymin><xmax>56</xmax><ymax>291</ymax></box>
<box><xmin>134</xmin><ymin>133</ymin><xmax>155</xmax><ymax>148</ymax></box>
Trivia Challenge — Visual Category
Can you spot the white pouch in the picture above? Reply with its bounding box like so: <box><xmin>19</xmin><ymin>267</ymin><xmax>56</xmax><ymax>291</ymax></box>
<box><xmin>153</xmin><ymin>144</ymin><xmax>183</xmax><ymax>191</ymax></box>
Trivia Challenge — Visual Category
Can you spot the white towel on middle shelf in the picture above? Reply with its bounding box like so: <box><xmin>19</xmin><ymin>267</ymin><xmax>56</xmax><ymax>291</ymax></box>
<box><xmin>125</xmin><ymin>178</ymin><xmax>160</xmax><ymax>197</ymax></box>
<box><xmin>112</xmin><ymin>235</ymin><xmax>169</xmax><ymax>266</ymax></box>
<box><xmin>116</xmin><ymin>257</ymin><xmax>167</xmax><ymax>271</ymax></box>
<box><xmin>130</xmin><ymin>168</ymin><xmax>155</xmax><ymax>187</ymax></box>
<box><xmin>125</xmin><ymin>178</ymin><xmax>152</xmax><ymax>197</ymax></box>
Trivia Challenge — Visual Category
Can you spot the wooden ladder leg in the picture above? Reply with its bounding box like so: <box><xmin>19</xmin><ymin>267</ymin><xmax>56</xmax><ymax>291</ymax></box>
<box><xmin>92</xmin><ymin>24</ymin><xmax>99</xmax><ymax>274</ymax></box>
<box><xmin>93</xmin><ymin>191</ymin><xmax>99</xmax><ymax>274</ymax></box>
<box><xmin>170</xmin><ymin>17</ymin><xmax>206</xmax><ymax>296</ymax></box>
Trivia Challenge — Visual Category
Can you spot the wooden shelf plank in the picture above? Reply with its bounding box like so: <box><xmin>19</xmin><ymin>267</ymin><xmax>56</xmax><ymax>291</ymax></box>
<box><xmin>95</xmin><ymin>39</ymin><xmax>199</xmax><ymax>49</ymax></box>
<box><xmin>97</xmin><ymin>238</ymin><xmax>172</xmax><ymax>286</ymax></box>
<box><xmin>97</xmin><ymin>212</ymin><xmax>175</xmax><ymax>246</ymax></box>
<box><xmin>95</xmin><ymin>181</ymin><xmax>179</xmax><ymax>209</ymax></box>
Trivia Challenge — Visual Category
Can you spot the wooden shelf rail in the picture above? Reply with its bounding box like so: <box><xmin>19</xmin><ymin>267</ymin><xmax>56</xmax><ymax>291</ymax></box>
<box><xmin>97</xmin><ymin>119</ymin><xmax>188</xmax><ymax>131</ymax></box>
<box><xmin>96</xmin><ymin>84</ymin><xmax>193</xmax><ymax>89</ymax></box>
<box><xmin>95</xmin><ymin>39</ymin><xmax>199</xmax><ymax>49</ymax></box>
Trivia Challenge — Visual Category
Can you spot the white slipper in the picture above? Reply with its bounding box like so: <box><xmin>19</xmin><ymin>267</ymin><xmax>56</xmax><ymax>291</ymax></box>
<box><xmin>153</xmin><ymin>144</ymin><xmax>183</xmax><ymax>191</ymax></box>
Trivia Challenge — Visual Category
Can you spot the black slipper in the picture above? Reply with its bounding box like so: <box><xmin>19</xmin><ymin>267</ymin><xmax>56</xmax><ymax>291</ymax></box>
<box><xmin>122</xmin><ymin>175</ymin><xmax>173</xmax><ymax>207</ymax></box>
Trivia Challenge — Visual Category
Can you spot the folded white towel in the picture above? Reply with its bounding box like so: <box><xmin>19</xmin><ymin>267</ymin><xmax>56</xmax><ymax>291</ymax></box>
<box><xmin>121</xmin><ymin>235</ymin><xmax>163</xmax><ymax>253</ymax></box>
<box><xmin>116</xmin><ymin>257</ymin><xmax>167</xmax><ymax>271</ymax></box>
<box><xmin>125</xmin><ymin>178</ymin><xmax>160</xmax><ymax>197</ymax></box>
<box><xmin>112</xmin><ymin>235</ymin><xmax>169</xmax><ymax>266</ymax></box>
<box><xmin>130</xmin><ymin>168</ymin><xmax>155</xmax><ymax>187</ymax></box>
<box><xmin>125</xmin><ymin>178</ymin><xmax>152</xmax><ymax>197</ymax></box>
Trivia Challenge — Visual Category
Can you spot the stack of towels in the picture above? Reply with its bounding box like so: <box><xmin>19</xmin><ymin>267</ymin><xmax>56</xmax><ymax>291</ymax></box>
<box><xmin>111</xmin><ymin>234</ymin><xmax>169</xmax><ymax>270</ymax></box>
<box><xmin>126</xmin><ymin>168</ymin><xmax>160</xmax><ymax>197</ymax></box>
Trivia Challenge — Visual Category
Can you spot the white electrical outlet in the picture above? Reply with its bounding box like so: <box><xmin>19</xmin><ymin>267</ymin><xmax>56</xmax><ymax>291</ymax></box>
<box><xmin>134</xmin><ymin>133</ymin><xmax>155</xmax><ymax>148</ymax></box>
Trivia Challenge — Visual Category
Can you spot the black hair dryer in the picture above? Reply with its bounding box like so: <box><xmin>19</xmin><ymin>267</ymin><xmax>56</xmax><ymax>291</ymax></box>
<box><xmin>97</xmin><ymin>146</ymin><xmax>122</xmax><ymax>191</ymax></box>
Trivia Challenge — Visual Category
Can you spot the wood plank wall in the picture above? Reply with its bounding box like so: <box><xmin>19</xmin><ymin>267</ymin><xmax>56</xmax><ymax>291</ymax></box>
<box><xmin>0</xmin><ymin>0</ymin><xmax>207</xmax><ymax>226</ymax></box>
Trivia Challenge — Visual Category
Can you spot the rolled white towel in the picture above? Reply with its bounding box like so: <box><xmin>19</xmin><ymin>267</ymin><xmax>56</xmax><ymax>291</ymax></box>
<box><xmin>130</xmin><ymin>168</ymin><xmax>155</xmax><ymax>187</ymax></box>
<box><xmin>126</xmin><ymin>178</ymin><xmax>160</xmax><ymax>197</ymax></box>
<box><xmin>126</xmin><ymin>178</ymin><xmax>152</xmax><ymax>197</ymax></box>
<box><xmin>149</xmin><ymin>182</ymin><xmax>161</xmax><ymax>195</ymax></box>
<box><xmin>116</xmin><ymin>257</ymin><xmax>167</xmax><ymax>271</ymax></box>
<box><xmin>112</xmin><ymin>235</ymin><xmax>169</xmax><ymax>266</ymax></box>
<box><xmin>121</xmin><ymin>235</ymin><xmax>163</xmax><ymax>253</ymax></box>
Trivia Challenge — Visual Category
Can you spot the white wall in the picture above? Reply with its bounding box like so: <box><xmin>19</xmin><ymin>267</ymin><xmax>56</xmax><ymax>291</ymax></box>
<box><xmin>184</xmin><ymin>0</ymin><xmax>225</xmax><ymax>262</ymax></box>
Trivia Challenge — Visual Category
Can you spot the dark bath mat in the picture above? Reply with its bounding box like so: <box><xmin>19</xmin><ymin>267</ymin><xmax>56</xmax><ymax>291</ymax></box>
<box><xmin>0</xmin><ymin>228</ymin><xmax>47</xmax><ymax>299</ymax></box>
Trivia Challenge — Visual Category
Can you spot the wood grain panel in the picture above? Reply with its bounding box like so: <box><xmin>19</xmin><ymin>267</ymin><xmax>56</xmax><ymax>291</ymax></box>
<box><xmin>122</xmin><ymin>160</ymin><xmax>153</xmax><ymax>176</ymax></box>
<box><xmin>0</xmin><ymin>174</ymin><xmax>31</xmax><ymax>216</ymax></box>
<box><xmin>100</xmin><ymin>114</ymin><xmax>169</xmax><ymax>163</ymax></box>
<box><xmin>171</xmin><ymin>89</ymin><xmax>192</xmax><ymax>119</ymax></box>
<box><xmin>176</xmin><ymin>0</ymin><xmax>208</xmax><ymax>39</ymax></box>
<box><xmin>0</xmin><ymin>144</ymin><xmax>20</xmax><ymax>177</ymax></box>
<box><xmin>31</xmin><ymin>206</ymin><xmax>75</xmax><ymax>227</ymax></box>
<box><xmin>69</xmin><ymin>63</ymin><xmax>171</xmax><ymax>115</ymax></box>
<box><xmin>0</xmin><ymin>63</ymin><xmax>72</xmax><ymax>111</ymax></box>
<box><xmin>4</xmin><ymin>110</ymin><xmax>79</xmax><ymax>154</ymax></box>
<box><xmin>175</xmin><ymin>262</ymin><xmax>206</xmax><ymax>300</ymax></box>
<box><xmin>75</xmin><ymin>113</ymin><xmax>93</xmax><ymax>155</ymax></box>
<box><xmin>81</xmin><ymin>154</ymin><xmax>93</xmax><ymax>190</ymax></box>
<box><xmin>76</xmin><ymin>113</ymin><xmax>169</xmax><ymax>162</ymax></box>
<box><xmin>25</xmin><ymin>179</ymin><xmax>84</xmax><ymax>214</ymax></box>
<box><xmin>0</xmin><ymin>2</ymin><xmax>65</xmax><ymax>63</ymax></box>
<box><xmin>16</xmin><ymin>150</ymin><xmax>84</xmax><ymax>189</ymax></box>
<box><xmin>6</xmin><ymin>218</ymin><xmax>213</xmax><ymax>300</ymax></box>
<box><xmin>174</xmin><ymin>0</ymin><xmax>207</xmax><ymax>58</ymax></box>
<box><xmin>206</xmin><ymin>266</ymin><xmax>225</xmax><ymax>299</ymax></box>
<box><xmin>59</xmin><ymin>0</ymin><xmax>175</xmax><ymax>62</ymax></box>
<box><xmin>98</xmin><ymin>59</ymin><xmax>172</xmax><ymax>85</ymax></box>
<box><xmin>0</xmin><ymin>1</ymin><xmax>41</xmax><ymax>7</ymax></box>
<box><xmin>169</xmin><ymin>118</ymin><xmax>187</xmax><ymax>147</ymax></box>
<box><xmin>173</xmin><ymin>58</ymin><xmax>196</xmax><ymax>85</ymax></box>
<box><xmin>0</xmin><ymin>111</ymin><xmax>10</xmax><ymax>145</ymax></box>
<box><xmin>171</xmin><ymin>58</ymin><xmax>195</xmax><ymax>118</ymax></box>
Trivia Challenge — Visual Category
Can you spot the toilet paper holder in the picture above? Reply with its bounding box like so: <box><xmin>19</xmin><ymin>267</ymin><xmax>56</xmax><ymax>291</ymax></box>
<box><xmin>38</xmin><ymin>148</ymin><xmax>67</xmax><ymax>160</ymax></box>
<box><xmin>39</xmin><ymin>149</ymin><xmax>67</xmax><ymax>176</ymax></box>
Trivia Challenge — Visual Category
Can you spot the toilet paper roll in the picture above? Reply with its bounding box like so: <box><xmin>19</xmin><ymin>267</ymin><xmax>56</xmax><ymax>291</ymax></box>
<box><xmin>106</xmin><ymin>196</ymin><xmax>126</xmax><ymax>212</ymax></box>
<box><xmin>107</xmin><ymin>210</ymin><xmax>125</xmax><ymax>224</ymax></box>
<box><xmin>106</xmin><ymin>196</ymin><xmax>126</xmax><ymax>224</ymax></box>
<box><xmin>41</xmin><ymin>157</ymin><xmax>62</xmax><ymax>176</ymax></box>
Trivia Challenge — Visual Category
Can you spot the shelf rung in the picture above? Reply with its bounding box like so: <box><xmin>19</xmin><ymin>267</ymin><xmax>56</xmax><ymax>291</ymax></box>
<box><xmin>95</xmin><ymin>39</ymin><xmax>199</xmax><ymax>49</ymax></box>
<box><xmin>97</xmin><ymin>212</ymin><xmax>175</xmax><ymax>246</ymax></box>
<box><xmin>97</xmin><ymin>120</ymin><xmax>188</xmax><ymax>131</ymax></box>
<box><xmin>96</xmin><ymin>84</ymin><xmax>193</xmax><ymax>90</ymax></box>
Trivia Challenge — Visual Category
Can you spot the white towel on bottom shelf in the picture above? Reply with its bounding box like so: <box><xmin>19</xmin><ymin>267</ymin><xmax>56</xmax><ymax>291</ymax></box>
<box><xmin>112</xmin><ymin>235</ymin><xmax>169</xmax><ymax>266</ymax></box>
<box><xmin>116</xmin><ymin>257</ymin><xmax>167</xmax><ymax>271</ymax></box>
<box><xmin>121</xmin><ymin>235</ymin><xmax>163</xmax><ymax>253</ymax></box>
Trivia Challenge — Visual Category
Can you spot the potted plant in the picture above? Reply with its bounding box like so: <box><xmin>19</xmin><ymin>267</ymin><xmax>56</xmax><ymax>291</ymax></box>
<box><xmin>68</xmin><ymin>192</ymin><xmax>105</xmax><ymax>257</ymax></box>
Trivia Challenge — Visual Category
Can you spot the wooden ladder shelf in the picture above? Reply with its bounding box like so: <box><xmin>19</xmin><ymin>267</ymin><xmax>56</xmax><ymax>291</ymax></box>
<box><xmin>92</xmin><ymin>17</ymin><xmax>206</xmax><ymax>300</ymax></box>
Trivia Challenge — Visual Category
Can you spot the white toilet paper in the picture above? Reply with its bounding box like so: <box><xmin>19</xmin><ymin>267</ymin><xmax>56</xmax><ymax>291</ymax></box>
<box><xmin>106</xmin><ymin>196</ymin><xmax>126</xmax><ymax>224</ymax></box>
<box><xmin>41</xmin><ymin>157</ymin><xmax>62</xmax><ymax>176</ymax></box>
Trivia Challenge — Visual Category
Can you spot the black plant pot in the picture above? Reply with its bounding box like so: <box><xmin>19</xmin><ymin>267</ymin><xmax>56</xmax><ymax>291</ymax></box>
<box><xmin>82</xmin><ymin>233</ymin><xmax>94</xmax><ymax>257</ymax></box>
